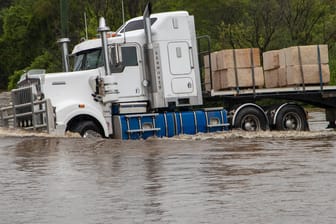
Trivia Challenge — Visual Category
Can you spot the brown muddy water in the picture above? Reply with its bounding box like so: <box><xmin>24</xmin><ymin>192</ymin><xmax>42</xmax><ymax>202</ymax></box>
<box><xmin>1</xmin><ymin>109</ymin><xmax>336</xmax><ymax>223</ymax></box>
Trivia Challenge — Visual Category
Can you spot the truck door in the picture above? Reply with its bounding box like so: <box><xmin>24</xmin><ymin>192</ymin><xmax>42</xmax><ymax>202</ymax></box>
<box><xmin>168</xmin><ymin>41</ymin><xmax>194</xmax><ymax>94</ymax></box>
<box><xmin>111</xmin><ymin>44</ymin><xmax>144</xmax><ymax>99</ymax></box>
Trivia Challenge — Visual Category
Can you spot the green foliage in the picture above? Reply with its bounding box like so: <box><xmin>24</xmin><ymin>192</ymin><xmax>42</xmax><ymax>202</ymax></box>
<box><xmin>329</xmin><ymin>48</ymin><xmax>336</xmax><ymax>85</ymax></box>
<box><xmin>1</xmin><ymin>0</ymin><xmax>336</xmax><ymax>90</ymax></box>
<box><xmin>7</xmin><ymin>50</ymin><xmax>61</xmax><ymax>90</ymax></box>
<box><xmin>29</xmin><ymin>50</ymin><xmax>61</xmax><ymax>73</ymax></box>
<box><xmin>7</xmin><ymin>69</ymin><xmax>24</xmax><ymax>90</ymax></box>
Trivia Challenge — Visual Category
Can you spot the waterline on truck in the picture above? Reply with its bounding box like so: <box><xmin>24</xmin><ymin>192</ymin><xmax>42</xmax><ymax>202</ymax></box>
<box><xmin>0</xmin><ymin>127</ymin><xmax>81</xmax><ymax>138</ymax></box>
<box><xmin>165</xmin><ymin>130</ymin><xmax>336</xmax><ymax>141</ymax></box>
<box><xmin>1</xmin><ymin>127</ymin><xmax>334</xmax><ymax>140</ymax></box>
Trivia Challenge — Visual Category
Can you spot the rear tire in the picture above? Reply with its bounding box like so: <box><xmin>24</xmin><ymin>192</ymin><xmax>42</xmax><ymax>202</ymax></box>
<box><xmin>275</xmin><ymin>105</ymin><xmax>308</xmax><ymax>131</ymax></box>
<box><xmin>234</xmin><ymin>106</ymin><xmax>268</xmax><ymax>131</ymax></box>
<box><xmin>70</xmin><ymin>120</ymin><xmax>103</xmax><ymax>138</ymax></box>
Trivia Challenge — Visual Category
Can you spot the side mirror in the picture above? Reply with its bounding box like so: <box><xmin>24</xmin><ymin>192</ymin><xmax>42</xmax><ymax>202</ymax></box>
<box><xmin>109</xmin><ymin>44</ymin><xmax>125</xmax><ymax>73</ymax></box>
<box><xmin>115</xmin><ymin>44</ymin><xmax>123</xmax><ymax>65</ymax></box>
<box><xmin>110</xmin><ymin>44</ymin><xmax>123</xmax><ymax>66</ymax></box>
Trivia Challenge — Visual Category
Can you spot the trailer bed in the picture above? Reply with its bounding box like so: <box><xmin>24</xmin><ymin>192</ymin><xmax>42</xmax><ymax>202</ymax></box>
<box><xmin>208</xmin><ymin>85</ymin><xmax>336</xmax><ymax>108</ymax></box>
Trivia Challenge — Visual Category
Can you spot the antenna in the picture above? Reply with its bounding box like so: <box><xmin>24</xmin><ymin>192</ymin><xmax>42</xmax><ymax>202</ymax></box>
<box><xmin>84</xmin><ymin>12</ymin><xmax>88</xmax><ymax>40</ymax></box>
<box><xmin>122</xmin><ymin>0</ymin><xmax>125</xmax><ymax>25</ymax></box>
<box><xmin>122</xmin><ymin>0</ymin><xmax>126</xmax><ymax>43</ymax></box>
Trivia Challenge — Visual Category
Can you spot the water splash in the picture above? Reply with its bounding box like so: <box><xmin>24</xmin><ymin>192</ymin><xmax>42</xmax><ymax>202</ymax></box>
<box><xmin>172</xmin><ymin>130</ymin><xmax>336</xmax><ymax>141</ymax></box>
<box><xmin>1</xmin><ymin>126</ymin><xmax>335</xmax><ymax>141</ymax></box>
<box><xmin>0</xmin><ymin>127</ymin><xmax>81</xmax><ymax>138</ymax></box>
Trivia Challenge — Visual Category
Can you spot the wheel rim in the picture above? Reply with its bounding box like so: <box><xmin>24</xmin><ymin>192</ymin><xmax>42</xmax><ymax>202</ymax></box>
<box><xmin>82</xmin><ymin>129</ymin><xmax>102</xmax><ymax>138</ymax></box>
<box><xmin>241</xmin><ymin>114</ymin><xmax>261</xmax><ymax>131</ymax></box>
<box><xmin>282</xmin><ymin>112</ymin><xmax>302</xmax><ymax>130</ymax></box>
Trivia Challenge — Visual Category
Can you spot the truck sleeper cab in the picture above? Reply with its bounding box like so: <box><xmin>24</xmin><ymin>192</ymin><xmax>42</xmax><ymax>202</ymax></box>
<box><xmin>62</xmin><ymin>10</ymin><xmax>209</xmax><ymax>138</ymax></box>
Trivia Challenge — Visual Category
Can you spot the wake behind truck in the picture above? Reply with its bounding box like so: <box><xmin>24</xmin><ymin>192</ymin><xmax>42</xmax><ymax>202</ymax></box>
<box><xmin>1</xmin><ymin>4</ymin><xmax>336</xmax><ymax>139</ymax></box>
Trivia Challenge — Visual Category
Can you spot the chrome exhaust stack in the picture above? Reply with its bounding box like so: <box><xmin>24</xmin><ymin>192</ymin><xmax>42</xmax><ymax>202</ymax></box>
<box><xmin>96</xmin><ymin>17</ymin><xmax>118</xmax><ymax>104</ymax></box>
<box><xmin>143</xmin><ymin>2</ymin><xmax>165</xmax><ymax>108</ymax></box>
<box><xmin>98</xmin><ymin>17</ymin><xmax>111</xmax><ymax>76</ymax></box>
<box><xmin>57</xmin><ymin>38</ymin><xmax>70</xmax><ymax>72</ymax></box>
<box><xmin>143</xmin><ymin>3</ymin><xmax>153</xmax><ymax>49</ymax></box>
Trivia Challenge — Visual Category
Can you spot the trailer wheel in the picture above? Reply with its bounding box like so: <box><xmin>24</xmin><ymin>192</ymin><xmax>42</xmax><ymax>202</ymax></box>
<box><xmin>234</xmin><ymin>106</ymin><xmax>268</xmax><ymax>131</ymax></box>
<box><xmin>71</xmin><ymin>120</ymin><xmax>103</xmax><ymax>138</ymax></box>
<box><xmin>275</xmin><ymin>105</ymin><xmax>308</xmax><ymax>131</ymax></box>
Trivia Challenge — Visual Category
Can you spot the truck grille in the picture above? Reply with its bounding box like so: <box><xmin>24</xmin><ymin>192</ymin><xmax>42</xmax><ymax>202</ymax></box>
<box><xmin>0</xmin><ymin>86</ymin><xmax>55</xmax><ymax>133</ymax></box>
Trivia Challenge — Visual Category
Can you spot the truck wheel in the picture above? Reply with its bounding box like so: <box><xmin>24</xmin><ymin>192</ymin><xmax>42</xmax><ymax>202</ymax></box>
<box><xmin>71</xmin><ymin>120</ymin><xmax>103</xmax><ymax>138</ymax></box>
<box><xmin>234</xmin><ymin>107</ymin><xmax>268</xmax><ymax>131</ymax></box>
<box><xmin>275</xmin><ymin>105</ymin><xmax>308</xmax><ymax>131</ymax></box>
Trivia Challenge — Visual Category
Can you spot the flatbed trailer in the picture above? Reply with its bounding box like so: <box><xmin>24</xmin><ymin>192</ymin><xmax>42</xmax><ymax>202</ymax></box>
<box><xmin>209</xmin><ymin>86</ymin><xmax>336</xmax><ymax>107</ymax></box>
<box><xmin>196</xmin><ymin>35</ymin><xmax>336</xmax><ymax>131</ymax></box>
<box><xmin>200</xmin><ymin>84</ymin><xmax>336</xmax><ymax>131</ymax></box>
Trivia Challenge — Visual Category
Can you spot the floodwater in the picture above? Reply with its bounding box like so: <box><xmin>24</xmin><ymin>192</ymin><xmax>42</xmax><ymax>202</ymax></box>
<box><xmin>1</xmin><ymin>111</ymin><xmax>336</xmax><ymax>224</ymax></box>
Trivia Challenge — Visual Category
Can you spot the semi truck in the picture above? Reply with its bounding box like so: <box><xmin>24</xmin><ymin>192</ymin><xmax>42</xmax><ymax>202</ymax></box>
<box><xmin>1</xmin><ymin>4</ymin><xmax>336</xmax><ymax>139</ymax></box>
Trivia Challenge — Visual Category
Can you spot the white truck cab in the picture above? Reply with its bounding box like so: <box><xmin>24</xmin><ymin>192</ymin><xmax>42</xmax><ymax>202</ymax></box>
<box><xmin>71</xmin><ymin>11</ymin><xmax>202</xmax><ymax>107</ymax></box>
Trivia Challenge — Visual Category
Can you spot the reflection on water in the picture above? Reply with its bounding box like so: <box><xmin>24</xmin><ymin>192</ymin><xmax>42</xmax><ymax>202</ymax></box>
<box><xmin>1</xmin><ymin>113</ymin><xmax>336</xmax><ymax>223</ymax></box>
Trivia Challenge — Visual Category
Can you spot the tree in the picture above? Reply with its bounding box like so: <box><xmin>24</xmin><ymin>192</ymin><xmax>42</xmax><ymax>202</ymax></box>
<box><xmin>2</xmin><ymin>0</ymin><xmax>336</xmax><ymax>90</ymax></box>
<box><xmin>217</xmin><ymin>0</ymin><xmax>284</xmax><ymax>51</ymax></box>
<box><xmin>247</xmin><ymin>0</ymin><xmax>282</xmax><ymax>51</ymax></box>
<box><xmin>279</xmin><ymin>0</ymin><xmax>327</xmax><ymax>45</ymax></box>
<box><xmin>0</xmin><ymin>2</ymin><xmax>33</xmax><ymax>89</ymax></box>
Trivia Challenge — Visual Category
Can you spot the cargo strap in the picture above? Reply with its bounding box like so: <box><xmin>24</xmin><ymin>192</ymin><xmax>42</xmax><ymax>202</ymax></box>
<box><xmin>233</xmin><ymin>49</ymin><xmax>240</xmax><ymax>94</ymax></box>
<box><xmin>317</xmin><ymin>45</ymin><xmax>324</xmax><ymax>92</ymax></box>
<box><xmin>250</xmin><ymin>48</ymin><xmax>256</xmax><ymax>95</ymax></box>
<box><xmin>297</xmin><ymin>46</ymin><xmax>306</xmax><ymax>91</ymax></box>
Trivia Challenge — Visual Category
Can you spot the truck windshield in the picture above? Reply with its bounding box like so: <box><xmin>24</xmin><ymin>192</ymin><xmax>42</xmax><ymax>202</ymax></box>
<box><xmin>73</xmin><ymin>46</ymin><xmax>138</xmax><ymax>72</ymax></box>
<box><xmin>73</xmin><ymin>48</ymin><xmax>104</xmax><ymax>71</ymax></box>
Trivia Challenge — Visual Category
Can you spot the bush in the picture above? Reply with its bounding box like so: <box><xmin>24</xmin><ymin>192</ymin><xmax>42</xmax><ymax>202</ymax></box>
<box><xmin>7</xmin><ymin>50</ymin><xmax>61</xmax><ymax>90</ymax></box>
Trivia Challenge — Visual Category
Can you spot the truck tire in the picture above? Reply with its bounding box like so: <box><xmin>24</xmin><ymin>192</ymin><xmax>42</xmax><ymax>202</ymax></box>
<box><xmin>275</xmin><ymin>105</ymin><xmax>308</xmax><ymax>131</ymax></box>
<box><xmin>71</xmin><ymin>120</ymin><xmax>103</xmax><ymax>138</ymax></box>
<box><xmin>234</xmin><ymin>106</ymin><xmax>268</xmax><ymax>131</ymax></box>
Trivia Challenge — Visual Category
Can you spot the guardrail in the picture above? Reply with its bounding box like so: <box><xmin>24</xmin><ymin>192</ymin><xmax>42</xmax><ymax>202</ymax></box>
<box><xmin>0</xmin><ymin>86</ymin><xmax>55</xmax><ymax>133</ymax></box>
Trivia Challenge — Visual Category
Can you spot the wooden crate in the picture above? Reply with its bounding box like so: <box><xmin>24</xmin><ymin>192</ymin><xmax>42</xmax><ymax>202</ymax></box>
<box><xmin>204</xmin><ymin>68</ymin><xmax>211</xmax><ymax>91</ymax></box>
<box><xmin>264</xmin><ymin>67</ymin><xmax>287</xmax><ymax>88</ymax></box>
<box><xmin>216</xmin><ymin>48</ymin><xmax>260</xmax><ymax>70</ymax></box>
<box><xmin>212</xmin><ymin>70</ymin><xmax>223</xmax><ymax>91</ymax></box>
<box><xmin>283</xmin><ymin>45</ymin><xmax>329</xmax><ymax>66</ymax></box>
<box><xmin>286</xmin><ymin>64</ymin><xmax>330</xmax><ymax>85</ymax></box>
<box><xmin>263</xmin><ymin>50</ymin><xmax>286</xmax><ymax>71</ymax></box>
<box><xmin>219</xmin><ymin>67</ymin><xmax>264</xmax><ymax>89</ymax></box>
<box><xmin>204</xmin><ymin>52</ymin><xmax>218</xmax><ymax>70</ymax></box>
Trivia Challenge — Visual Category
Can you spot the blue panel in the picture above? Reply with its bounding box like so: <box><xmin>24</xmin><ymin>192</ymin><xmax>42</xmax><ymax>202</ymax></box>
<box><xmin>206</xmin><ymin>109</ymin><xmax>229</xmax><ymax>132</ymax></box>
<box><xmin>127</xmin><ymin>116</ymin><xmax>141</xmax><ymax>140</ymax></box>
<box><xmin>164</xmin><ymin>112</ymin><xmax>176</xmax><ymax>137</ymax></box>
<box><xmin>195</xmin><ymin>111</ymin><xmax>207</xmax><ymax>133</ymax></box>
<box><xmin>114</xmin><ymin>109</ymin><xmax>228</xmax><ymax>140</ymax></box>
<box><xmin>173</xmin><ymin>112</ymin><xmax>182</xmax><ymax>135</ymax></box>
<box><xmin>155</xmin><ymin>114</ymin><xmax>166</xmax><ymax>137</ymax></box>
<box><xmin>179</xmin><ymin>111</ymin><xmax>196</xmax><ymax>135</ymax></box>
<box><xmin>115</xmin><ymin>116</ymin><xmax>128</xmax><ymax>140</ymax></box>
<box><xmin>141</xmin><ymin>116</ymin><xmax>158</xmax><ymax>140</ymax></box>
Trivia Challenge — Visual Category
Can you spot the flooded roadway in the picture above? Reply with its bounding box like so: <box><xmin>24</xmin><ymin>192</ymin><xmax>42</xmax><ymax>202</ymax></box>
<box><xmin>1</xmin><ymin>112</ymin><xmax>336</xmax><ymax>223</ymax></box>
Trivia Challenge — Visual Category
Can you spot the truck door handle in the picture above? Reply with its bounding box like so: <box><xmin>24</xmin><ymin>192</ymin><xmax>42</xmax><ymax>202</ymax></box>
<box><xmin>187</xmin><ymin>82</ymin><xmax>192</xmax><ymax>88</ymax></box>
<box><xmin>189</xmin><ymin>47</ymin><xmax>194</xmax><ymax>69</ymax></box>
